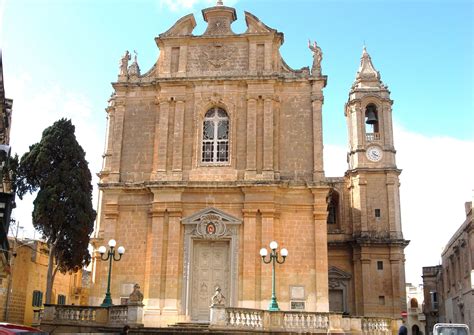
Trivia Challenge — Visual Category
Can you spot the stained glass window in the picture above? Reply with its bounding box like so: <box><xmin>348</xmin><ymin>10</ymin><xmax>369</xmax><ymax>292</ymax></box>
<box><xmin>202</xmin><ymin>108</ymin><xmax>229</xmax><ymax>163</ymax></box>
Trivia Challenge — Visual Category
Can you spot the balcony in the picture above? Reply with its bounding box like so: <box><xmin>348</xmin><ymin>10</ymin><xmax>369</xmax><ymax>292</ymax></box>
<box><xmin>366</xmin><ymin>133</ymin><xmax>380</xmax><ymax>141</ymax></box>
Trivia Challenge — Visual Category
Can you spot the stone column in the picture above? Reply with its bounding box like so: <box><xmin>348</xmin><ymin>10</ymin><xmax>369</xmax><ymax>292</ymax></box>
<box><xmin>263</xmin><ymin>97</ymin><xmax>274</xmax><ymax>179</ymax></box>
<box><xmin>156</xmin><ymin>99</ymin><xmax>170</xmax><ymax>175</ymax></box>
<box><xmin>172</xmin><ymin>99</ymin><xmax>185</xmax><ymax>177</ymax></box>
<box><xmin>311</xmin><ymin>188</ymin><xmax>330</xmax><ymax>312</ymax></box>
<box><xmin>242</xmin><ymin>209</ymin><xmax>257</xmax><ymax>308</ymax></box>
<box><xmin>245</xmin><ymin>97</ymin><xmax>257</xmax><ymax>179</ymax></box>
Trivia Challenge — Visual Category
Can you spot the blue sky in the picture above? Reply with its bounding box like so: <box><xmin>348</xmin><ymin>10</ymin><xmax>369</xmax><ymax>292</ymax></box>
<box><xmin>1</xmin><ymin>0</ymin><xmax>473</xmax><ymax>286</ymax></box>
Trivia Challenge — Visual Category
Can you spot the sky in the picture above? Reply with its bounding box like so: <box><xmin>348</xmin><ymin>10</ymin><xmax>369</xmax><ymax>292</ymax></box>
<box><xmin>1</xmin><ymin>0</ymin><xmax>473</xmax><ymax>286</ymax></box>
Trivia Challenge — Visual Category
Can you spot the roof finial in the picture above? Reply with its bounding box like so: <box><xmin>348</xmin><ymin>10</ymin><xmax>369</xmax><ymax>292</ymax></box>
<box><xmin>216</xmin><ymin>0</ymin><xmax>223</xmax><ymax>5</ymax></box>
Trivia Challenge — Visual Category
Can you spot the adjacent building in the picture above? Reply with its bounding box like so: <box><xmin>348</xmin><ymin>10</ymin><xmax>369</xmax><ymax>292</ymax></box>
<box><xmin>0</xmin><ymin>50</ymin><xmax>15</xmax><ymax>278</ymax></box>
<box><xmin>406</xmin><ymin>283</ymin><xmax>425</xmax><ymax>335</ymax></box>
<box><xmin>91</xmin><ymin>2</ymin><xmax>408</xmax><ymax>326</ymax></box>
<box><xmin>423</xmin><ymin>201</ymin><xmax>473</xmax><ymax>333</ymax></box>
<box><xmin>0</xmin><ymin>238</ymin><xmax>89</xmax><ymax>325</ymax></box>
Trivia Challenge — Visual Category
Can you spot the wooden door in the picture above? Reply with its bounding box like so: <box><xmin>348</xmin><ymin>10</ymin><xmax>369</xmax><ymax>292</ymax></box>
<box><xmin>191</xmin><ymin>240</ymin><xmax>229</xmax><ymax>321</ymax></box>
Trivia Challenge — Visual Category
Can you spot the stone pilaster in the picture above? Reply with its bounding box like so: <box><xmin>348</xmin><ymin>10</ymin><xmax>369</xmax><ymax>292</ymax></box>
<box><xmin>156</xmin><ymin>99</ymin><xmax>170</xmax><ymax>174</ymax></box>
<box><xmin>264</xmin><ymin>42</ymin><xmax>272</xmax><ymax>72</ymax></box>
<box><xmin>172</xmin><ymin>99</ymin><xmax>185</xmax><ymax>176</ymax></box>
<box><xmin>163</xmin><ymin>210</ymin><xmax>182</xmax><ymax>312</ymax></box>
<box><xmin>109</xmin><ymin>101</ymin><xmax>125</xmax><ymax>182</ymax></box>
<box><xmin>360</xmin><ymin>256</ymin><xmax>371</xmax><ymax>314</ymax></box>
<box><xmin>245</xmin><ymin>97</ymin><xmax>257</xmax><ymax>179</ymax></box>
<box><xmin>311</xmin><ymin>94</ymin><xmax>324</xmax><ymax>181</ymax></box>
<box><xmin>242</xmin><ymin>209</ymin><xmax>257</xmax><ymax>307</ymax></box>
<box><xmin>263</xmin><ymin>97</ymin><xmax>274</xmax><ymax>178</ymax></box>
<box><xmin>178</xmin><ymin>45</ymin><xmax>187</xmax><ymax>74</ymax></box>
<box><xmin>143</xmin><ymin>203</ymin><xmax>166</xmax><ymax>313</ymax></box>
<box><xmin>311</xmin><ymin>187</ymin><xmax>330</xmax><ymax>312</ymax></box>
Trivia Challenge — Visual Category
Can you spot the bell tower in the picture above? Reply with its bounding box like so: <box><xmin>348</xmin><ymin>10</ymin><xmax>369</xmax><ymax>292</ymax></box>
<box><xmin>344</xmin><ymin>47</ymin><xmax>408</xmax><ymax>317</ymax></box>
<box><xmin>345</xmin><ymin>47</ymin><xmax>396</xmax><ymax>170</ymax></box>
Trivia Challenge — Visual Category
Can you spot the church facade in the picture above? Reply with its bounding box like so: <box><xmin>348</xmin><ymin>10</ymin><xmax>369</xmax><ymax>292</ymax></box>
<box><xmin>90</xmin><ymin>3</ymin><xmax>408</xmax><ymax>326</ymax></box>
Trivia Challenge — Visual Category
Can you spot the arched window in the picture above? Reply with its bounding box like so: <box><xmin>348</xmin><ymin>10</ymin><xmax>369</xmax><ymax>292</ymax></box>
<box><xmin>202</xmin><ymin>107</ymin><xmax>229</xmax><ymax>163</ymax></box>
<box><xmin>365</xmin><ymin>104</ymin><xmax>379</xmax><ymax>140</ymax></box>
<box><xmin>410</xmin><ymin>297</ymin><xmax>418</xmax><ymax>308</ymax></box>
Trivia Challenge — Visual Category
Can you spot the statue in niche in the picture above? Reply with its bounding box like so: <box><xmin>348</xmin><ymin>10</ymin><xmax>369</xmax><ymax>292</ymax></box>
<box><xmin>308</xmin><ymin>39</ymin><xmax>323</xmax><ymax>76</ymax></box>
<box><xmin>119</xmin><ymin>50</ymin><xmax>131</xmax><ymax>77</ymax></box>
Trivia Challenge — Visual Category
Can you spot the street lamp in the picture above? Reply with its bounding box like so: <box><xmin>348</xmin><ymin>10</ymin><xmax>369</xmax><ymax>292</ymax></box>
<box><xmin>260</xmin><ymin>241</ymin><xmax>288</xmax><ymax>311</ymax></box>
<box><xmin>98</xmin><ymin>239</ymin><xmax>125</xmax><ymax>307</ymax></box>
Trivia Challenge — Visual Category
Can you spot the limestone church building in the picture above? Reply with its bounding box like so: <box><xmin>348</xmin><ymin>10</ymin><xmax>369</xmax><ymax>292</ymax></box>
<box><xmin>90</xmin><ymin>2</ymin><xmax>408</xmax><ymax>326</ymax></box>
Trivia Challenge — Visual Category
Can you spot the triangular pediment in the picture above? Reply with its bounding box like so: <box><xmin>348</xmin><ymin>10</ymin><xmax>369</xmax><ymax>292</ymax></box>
<box><xmin>182</xmin><ymin>207</ymin><xmax>241</xmax><ymax>225</ymax></box>
<box><xmin>328</xmin><ymin>266</ymin><xmax>352</xmax><ymax>279</ymax></box>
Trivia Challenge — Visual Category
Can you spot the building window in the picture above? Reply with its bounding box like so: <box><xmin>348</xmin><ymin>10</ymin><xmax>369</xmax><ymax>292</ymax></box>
<box><xmin>326</xmin><ymin>190</ymin><xmax>339</xmax><ymax>225</ymax></box>
<box><xmin>32</xmin><ymin>290</ymin><xmax>43</xmax><ymax>307</ymax></box>
<box><xmin>377</xmin><ymin>261</ymin><xmax>384</xmax><ymax>270</ymax></box>
<box><xmin>430</xmin><ymin>291</ymin><xmax>438</xmax><ymax>310</ymax></box>
<box><xmin>410</xmin><ymin>297</ymin><xmax>418</xmax><ymax>308</ymax></box>
<box><xmin>202</xmin><ymin>107</ymin><xmax>229</xmax><ymax>163</ymax></box>
<box><xmin>378</xmin><ymin>296</ymin><xmax>385</xmax><ymax>305</ymax></box>
<box><xmin>57</xmin><ymin>294</ymin><xmax>66</xmax><ymax>305</ymax></box>
<box><xmin>375</xmin><ymin>208</ymin><xmax>381</xmax><ymax>218</ymax></box>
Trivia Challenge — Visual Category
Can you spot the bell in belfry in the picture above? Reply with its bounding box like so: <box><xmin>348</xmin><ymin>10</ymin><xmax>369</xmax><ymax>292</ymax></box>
<box><xmin>365</xmin><ymin>105</ymin><xmax>378</xmax><ymax>124</ymax></box>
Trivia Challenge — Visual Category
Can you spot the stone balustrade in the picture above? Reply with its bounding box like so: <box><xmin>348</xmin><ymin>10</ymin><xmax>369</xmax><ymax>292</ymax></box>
<box><xmin>40</xmin><ymin>303</ymin><xmax>144</xmax><ymax>328</ymax></box>
<box><xmin>283</xmin><ymin>311</ymin><xmax>329</xmax><ymax>331</ymax></box>
<box><xmin>226</xmin><ymin>307</ymin><xmax>263</xmax><ymax>329</ymax></box>
<box><xmin>211</xmin><ymin>305</ymin><xmax>399</xmax><ymax>334</ymax></box>
<box><xmin>362</xmin><ymin>317</ymin><xmax>391</xmax><ymax>334</ymax></box>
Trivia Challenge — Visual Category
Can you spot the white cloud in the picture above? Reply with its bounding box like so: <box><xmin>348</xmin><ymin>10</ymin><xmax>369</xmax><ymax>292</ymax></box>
<box><xmin>157</xmin><ymin>0</ymin><xmax>238</xmax><ymax>12</ymax></box>
<box><xmin>324</xmin><ymin>124</ymin><xmax>474</xmax><ymax>285</ymax></box>
<box><xmin>7</xmin><ymin>72</ymin><xmax>105</xmax><ymax>239</ymax></box>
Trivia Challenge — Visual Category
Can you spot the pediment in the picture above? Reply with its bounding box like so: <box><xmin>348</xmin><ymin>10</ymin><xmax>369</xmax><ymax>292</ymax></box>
<box><xmin>182</xmin><ymin>207</ymin><xmax>241</xmax><ymax>225</ymax></box>
<box><xmin>328</xmin><ymin>266</ymin><xmax>352</xmax><ymax>279</ymax></box>
<box><xmin>244</xmin><ymin>11</ymin><xmax>276</xmax><ymax>34</ymax></box>
<box><xmin>160</xmin><ymin>14</ymin><xmax>196</xmax><ymax>37</ymax></box>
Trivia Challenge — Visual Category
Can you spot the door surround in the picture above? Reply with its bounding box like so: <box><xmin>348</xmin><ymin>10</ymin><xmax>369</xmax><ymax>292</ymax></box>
<box><xmin>182</xmin><ymin>207</ymin><xmax>241</xmax><ymax>317</ymax></box>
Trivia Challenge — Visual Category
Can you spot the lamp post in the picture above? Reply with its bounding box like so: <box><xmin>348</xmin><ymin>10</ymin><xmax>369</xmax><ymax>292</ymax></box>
<box><xmin>98</xmin><ymin>239</ymin><xmax>125</xmax><ymax>307</ymax></box>
<box><xmin>260</xmin><ymin>241</ymin><xmax>288</xmax><ymax>311</ymax></box>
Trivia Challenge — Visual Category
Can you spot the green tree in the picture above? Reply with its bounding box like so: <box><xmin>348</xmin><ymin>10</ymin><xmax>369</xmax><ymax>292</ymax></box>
<box><xmin>16</xmin><ymin>118</ymin><xmax>96</xmax><ymax>304</ymax></box>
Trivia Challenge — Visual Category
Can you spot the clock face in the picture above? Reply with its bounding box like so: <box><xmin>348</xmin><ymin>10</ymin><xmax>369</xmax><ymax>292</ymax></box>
<box><xmin>366</xmin><ymin>146</ymin><xmax>383</xmax><ymax>162</ymax></box>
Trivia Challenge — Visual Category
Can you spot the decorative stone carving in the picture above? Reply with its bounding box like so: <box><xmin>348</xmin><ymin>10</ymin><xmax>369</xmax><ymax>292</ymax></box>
<box><xmin>210</xmin><ymin>285</ymin><xmax>226</xmax><ymax>307</ymax></box>
<box><xmin>201</xmin><ymin>43</ymin><xmax>236</xmax><ymax>69</ymax></box>
<box><xmin>308</xmin><ymin>39</ymin><xmax>322</xmax><ymax>76</ymax></box>
<box><xmin>128</xmin><ymin>283</ymin><xmax>144</xmax><ymax>305</ymax></box>
<box><xmin>195</xmin><ymin>213</ymin><xmax>227</xmax><ymax>239</ymax></box>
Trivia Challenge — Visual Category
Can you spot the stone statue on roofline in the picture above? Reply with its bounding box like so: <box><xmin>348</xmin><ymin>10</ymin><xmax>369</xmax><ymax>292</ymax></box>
<box><xmin>119</xmin><ymin>50</ymin><xmax>131</xmax><ymax>78</ymax></box>
<box><xmin>308</xmin><ymin>39</ymin><xmax>323</xmax><ymax>76</ymax></box>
